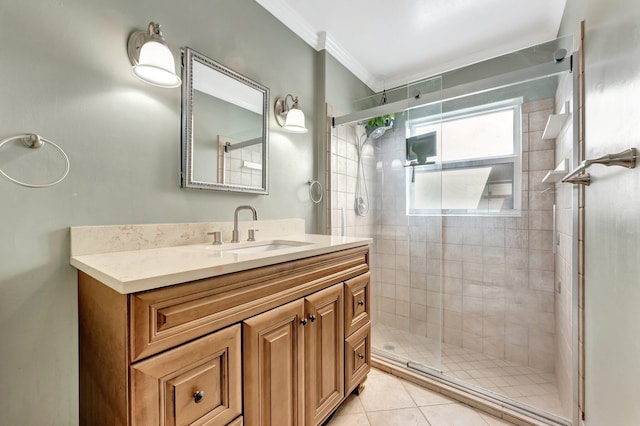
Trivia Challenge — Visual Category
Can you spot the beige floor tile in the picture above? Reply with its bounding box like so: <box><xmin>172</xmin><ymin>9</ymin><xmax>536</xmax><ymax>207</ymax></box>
<box><xmin>367</xmin><ymin>407</ymin><xmax>431</xmax><ymax>426</ymax></box>
<box><xmin>420</xmin><ymin>402</ymin><xmax>492</xmax><ymax>426</ymax></box>
<box><xmin>372</xmin><ymin>323</ymin><xmax>566</xmax><ymax>419</ymax></box>
<box><xmin>359</xmin><ymin>369</ymin><xmax>416</xmax><ymax>412</ymax></box>
<box><xmin>332</xmin><ymin>393</ymin><xmax>365</xmax><ymax>416</ymax></box>
<box><xmin>325</xmin><ymin>412</ymin><xmax>371</xmax><ymax>426</ymax></box>
<box><xmin>325</xmin><ymin>368</ymin><xmax>520</xmax><ymax>425</ymax></box>
<box><xmin>401</xmin><ymin>380</ymin><xmax>456</xmax><ymax>406</ymax></box>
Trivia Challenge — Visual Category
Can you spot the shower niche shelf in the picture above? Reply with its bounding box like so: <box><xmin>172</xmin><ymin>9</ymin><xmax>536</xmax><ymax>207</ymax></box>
<box><xmin>542</xmin><ymin>101</ymin><xmax>570</xmax><ymax>140</ymax></box>
<box><xmin>542</xmin><ymin>159</ymin><xmax>569</xmax><ymax>184</ymax></box>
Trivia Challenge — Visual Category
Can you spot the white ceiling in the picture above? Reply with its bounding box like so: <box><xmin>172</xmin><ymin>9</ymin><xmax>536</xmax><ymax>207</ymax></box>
<box><xmin>256</xmin><ymin>0</ymin><xmax>567</xmax><ymax>92</ymax></box>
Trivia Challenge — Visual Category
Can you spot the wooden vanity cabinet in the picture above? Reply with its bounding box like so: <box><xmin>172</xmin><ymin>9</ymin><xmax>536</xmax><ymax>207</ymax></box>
<box><xmin>131</xmin><ymin>325</ymin><xmax>242</xmax><ymax>426</ymax></box>
<box><xmin>243</xmin><ymin>283</ymin><xmax>345</xmax><ymax>426</ymax></box>
<box><xmin>344</xmin><ymin>273</ymin><xmax>371</xmax><ymax>395</ymax></box>
<box><xmin>344</xmin><ymin>273</ymin><xmax>370</xmax><ymax>336</ymax></box>
<box><xmin>304</xmin><ymin>284</ymin><xmax>345</xmax><ymax>426</ymax></box>
<box><xmin>78</xmin><ymin>246</ymin><xmax>370</xmax><ymax>426</ymax></box>
<box><xmin>243</xmin><ymin>299</ymin><xmax>305</xmax><ymax>426</ymax></box>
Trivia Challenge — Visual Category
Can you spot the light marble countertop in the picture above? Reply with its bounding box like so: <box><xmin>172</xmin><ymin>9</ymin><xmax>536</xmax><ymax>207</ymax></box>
<box><xmin>71</xmin><ymin>233</ymin><xmax>371</xmax><ymax>294</ymax></box>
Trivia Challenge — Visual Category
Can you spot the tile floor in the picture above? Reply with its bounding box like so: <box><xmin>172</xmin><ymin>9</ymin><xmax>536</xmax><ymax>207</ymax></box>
<box><xmin>324</xmin><ymin>368</ymin><xmax>516</xmax><ymax>426</ymax></box>
<box><xmin>372</xmin><ymin>324</ymin><xmax>567</xmax><ymax>419</ymax></box>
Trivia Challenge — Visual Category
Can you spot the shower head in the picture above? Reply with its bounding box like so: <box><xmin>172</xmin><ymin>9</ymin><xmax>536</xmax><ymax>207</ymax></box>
<box><xmin>364</xmin><ymin>118</ymin><xmax>394</xmax><ymax>140</ymax></box>
<box><xmin>368</xmin><ymin>126</ymin><xmax>387</xmax><ymax>139</ymax></box>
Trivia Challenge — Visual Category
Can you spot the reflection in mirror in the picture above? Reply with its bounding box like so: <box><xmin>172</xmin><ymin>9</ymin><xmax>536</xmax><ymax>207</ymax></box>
<box><xmin>217</xmin><ymin>135</ymin><xmax>263</xmax><ymax>187</ymax></box>
<box><xmin>181</xmin><ymin>47</ymin><xmax>269</xmax><ymax>193</ymax></box>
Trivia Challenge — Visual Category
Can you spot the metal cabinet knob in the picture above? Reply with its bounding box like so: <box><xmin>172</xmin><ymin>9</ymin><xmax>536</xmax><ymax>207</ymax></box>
<box><xmin>357</xmin><ymin>300</ymin><xmax>365</xmax><ymax>306</ymax></box>
<box><xmin>358</xmin><ymin>353</ymin><xmax>365</xmax><ymax>360</ymax></box>
<box><xmin>301</xmin><ymin>318</ymin><xmax>308</xmax><ymax>326</ymax></box>
<box><xmin>309</xmin><ymin>315</ymin><xmax>316</xmax><ymax>322</ymax></box>
<box><xmin>193</xmin><ymin>390</ymin><xmax>205</xmax><ymax>403</ymax></box>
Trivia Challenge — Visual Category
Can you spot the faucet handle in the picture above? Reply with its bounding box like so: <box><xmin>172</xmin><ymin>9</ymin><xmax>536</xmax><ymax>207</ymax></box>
<box><xmin>247</xmin><ymin>229</ymin><xmax>259</xmax><ymax>242</ymax></box>
<box><xmin>207</xmin><ymin>231</ymin><xmax>223</xmax><ymax>245</ymax></box>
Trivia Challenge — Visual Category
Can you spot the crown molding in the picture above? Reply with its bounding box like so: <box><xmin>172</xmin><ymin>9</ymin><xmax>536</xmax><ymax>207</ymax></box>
<box><xmin>318</xmin><ymin>32</ymin><xmax>380</xmax><ymax>92</ymax></box>
<box><xmin>256</xmin><ymin>0</ymin><xmax>320</xmax><ymax>48</ymax></box>
<box><xmin>256</xmin><ymin>0</ymin><xmax>382</xmax><ymax>92</ymax></box>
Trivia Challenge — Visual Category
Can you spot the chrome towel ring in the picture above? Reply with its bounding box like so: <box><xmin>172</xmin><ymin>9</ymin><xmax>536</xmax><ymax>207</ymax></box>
<box><xmin>307</xmin><ymin>179</ymin><xmax>323</xmax><ymax>204</ymax></box>
<box><xmin>0</xmin><ymin>133</ymin><xmax>70</xmax><ymax>188</ymax></box>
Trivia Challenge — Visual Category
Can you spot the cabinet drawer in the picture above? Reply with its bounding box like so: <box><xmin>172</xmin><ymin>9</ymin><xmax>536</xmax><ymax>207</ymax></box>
<box><xmin>344</xmin><ymin>273</ymin><xmax>370</xmax><ymax>336</ymax></box>
<box><xmin>130</xmin><ymin>247</ymin><xmax>369</xmax><ymax>361</ymax></box>
<box><xmin>345</xmin><ymin>322</ymin><xmax>371</xmax><ymax>394</ymax></box>
<box><xmin>131</xmin><ymin>324</ymin><xmax>242</xmax><ymax>426</ymax></box>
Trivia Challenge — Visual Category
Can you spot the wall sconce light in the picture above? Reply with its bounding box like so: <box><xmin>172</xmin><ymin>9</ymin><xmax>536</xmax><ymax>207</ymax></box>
<box><xmin>274</xmin><ymin>95</ymin><xmax>308</xmax><ymax>134</ymax></box>
<box><xmin>127</xmin><ymin>22</ymin><xmax>181</xmax><ymax>88</ymax></box>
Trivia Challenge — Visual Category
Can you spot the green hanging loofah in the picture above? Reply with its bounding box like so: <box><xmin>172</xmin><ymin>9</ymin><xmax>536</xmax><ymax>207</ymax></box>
<box><xmin>367</xmin><ymin>114</ymin><xmax>395</xmax><ymax>129</ymax></box>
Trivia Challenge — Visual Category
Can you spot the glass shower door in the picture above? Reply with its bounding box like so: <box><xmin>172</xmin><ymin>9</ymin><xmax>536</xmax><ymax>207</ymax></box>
<box><xmin>330</xmin><ymin>35</ymin><xmax>576</xmax><ymax>424</ymax></box>
<box><xmin>370</xmin><ymin>77</ymin><xmax>445</xmax><ymax>374</ymax></box>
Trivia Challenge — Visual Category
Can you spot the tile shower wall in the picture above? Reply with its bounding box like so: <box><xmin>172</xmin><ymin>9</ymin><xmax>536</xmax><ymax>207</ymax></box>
<box><xmin>326</xmin><ymin>105</ymin><xmax>376</xmax><ymax>239</ymax></box>
<box><xmin>329</xmin><ymin>99</ymin><xmax>558</xmax><ymax>374</ymax></box>
<box><xmin>326</xmin><ymin>104</ymin><xmax>379</xmax><ymax>321</ymax></box>
<box><xmin>553</xmin><ymin>73</ymin><xmax>574</xmax><ymax>417</ymax></box>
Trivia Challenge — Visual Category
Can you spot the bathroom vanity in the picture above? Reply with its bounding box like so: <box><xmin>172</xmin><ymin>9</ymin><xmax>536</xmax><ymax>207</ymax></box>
<box><xmin>71</xmin><ymin>222</ymin><xmax>371</xmax><ymax>426</ymax></box>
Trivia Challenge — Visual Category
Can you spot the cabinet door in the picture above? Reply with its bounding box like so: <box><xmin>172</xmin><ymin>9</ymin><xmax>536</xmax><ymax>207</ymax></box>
<box><xmin>131</xmin><ymin>324</ymin><xmax>242</xmax><ymax>426</ymax></box>
<box><xmin>305</xmin><ymin>284</ymin><xmax>344</xmax><ymax>426</ymax></box>
<box><xmin>243</xmin><ymin>299</ymin><xmax>305</xmax><ymax>426</ymax></box>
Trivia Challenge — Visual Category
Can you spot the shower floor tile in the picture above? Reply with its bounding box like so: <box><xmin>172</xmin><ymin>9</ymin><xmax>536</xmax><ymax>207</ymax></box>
<box><xmin>325</xmin><ymin>368</ymin><xmax>517</xmax><ymax>426</ymax></box>
<box><xmin>372</xmin><ymin>323</ymin><xmax>567</xmax><ymax>419</ymax></box>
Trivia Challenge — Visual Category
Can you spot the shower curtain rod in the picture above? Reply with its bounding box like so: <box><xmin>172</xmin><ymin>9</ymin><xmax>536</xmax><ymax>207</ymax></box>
<box><xmin>332</xmin><ymin>55</ymin><xmax>573</xmax><ymax>127</ymax></box>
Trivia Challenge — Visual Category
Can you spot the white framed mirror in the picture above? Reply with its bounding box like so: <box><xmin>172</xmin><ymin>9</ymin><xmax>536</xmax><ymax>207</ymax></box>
<box><xmin>181</xmin><ymin>47</ymin><xmax>269</xmax><ymax>193</ymax></box>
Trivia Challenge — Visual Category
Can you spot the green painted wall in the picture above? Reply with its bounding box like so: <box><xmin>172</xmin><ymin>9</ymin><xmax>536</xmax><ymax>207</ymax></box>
<box><xmin>324</xmin><ymin>53</ymin><xmax>373</xmax><ymax>112</ymax></box>
<box><xmin>0</xmin><ymin>1</ymin><xmax>368</xmax><ymax>423</ymax></box>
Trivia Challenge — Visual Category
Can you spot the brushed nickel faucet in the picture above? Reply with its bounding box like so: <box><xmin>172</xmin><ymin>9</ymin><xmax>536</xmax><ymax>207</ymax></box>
<box><xmin>231</xmin><ymin>205</ymin><xmax>258</xmax><ymax>243</ymax></box>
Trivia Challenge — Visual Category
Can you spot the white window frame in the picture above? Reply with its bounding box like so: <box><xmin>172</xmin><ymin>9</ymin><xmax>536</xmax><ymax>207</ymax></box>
<box><xmin>406</xmin><ymin>98</ymin><xmax>523</xmax><ymax>216</ymax></box>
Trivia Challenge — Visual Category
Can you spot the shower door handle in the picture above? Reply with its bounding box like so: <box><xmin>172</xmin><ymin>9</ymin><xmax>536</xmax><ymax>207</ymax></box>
<box><xmin>552</xmin><ymin>204</ymin><xmax>558</xmax><ymax>254</ymax></box>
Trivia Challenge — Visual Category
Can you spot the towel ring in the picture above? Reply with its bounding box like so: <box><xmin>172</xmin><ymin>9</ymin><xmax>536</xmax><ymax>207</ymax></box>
<box><xmin>0</xmin><ymin>133</ymin><xmax>70</xmax><ymax>188</ymax></box>
<box><xmin>307</xmin><ymin>179</ymin><xmax>323</xmax><ymax>204</ymax></box>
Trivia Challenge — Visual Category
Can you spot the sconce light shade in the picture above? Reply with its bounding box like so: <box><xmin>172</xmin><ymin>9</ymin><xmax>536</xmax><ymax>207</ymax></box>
<box><xmin>127</xmin><ymin>22</ymin><xmax>181</xmax><ymax>88</ymax></box>
<box><xmin>282</xmin><ymin>108</ymin><xmax>308</xmax><ymax>133</ymax></box>
<box><xmin>275</xmin><ymin>95</ymin><xmax>308</xmax><ymax>134</ymax></box>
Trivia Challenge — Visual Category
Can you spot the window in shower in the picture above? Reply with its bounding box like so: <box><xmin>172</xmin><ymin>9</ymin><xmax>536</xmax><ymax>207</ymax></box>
<box><xmin>406</xmin><ymin>98</ymin><xmax>522</xmax><ymax>215</ymax></box>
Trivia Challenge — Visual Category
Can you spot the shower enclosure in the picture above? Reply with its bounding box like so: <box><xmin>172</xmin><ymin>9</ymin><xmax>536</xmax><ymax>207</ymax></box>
<box><xmin>327</xmin><ymin>37</ymin><xmax>578</xmax><ymax>425</ymax></box>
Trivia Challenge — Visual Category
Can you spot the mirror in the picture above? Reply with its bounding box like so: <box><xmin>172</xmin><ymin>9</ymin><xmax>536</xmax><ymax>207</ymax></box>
<box><xmin>181</xmin><ymin>47</ymin><xmax>269</xmax><ymax>193</ymax></box>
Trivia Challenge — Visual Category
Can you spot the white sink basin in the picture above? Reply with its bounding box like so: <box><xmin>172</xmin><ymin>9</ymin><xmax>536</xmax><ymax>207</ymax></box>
<box><xmin>221</xmin><ymin>240</ymin><xmax>311</xmax><ymax>255</ymax></box>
